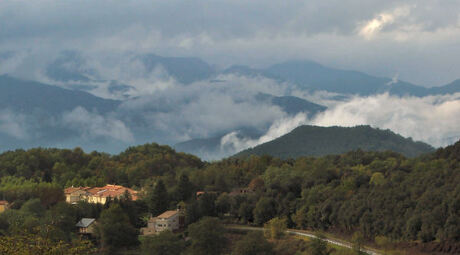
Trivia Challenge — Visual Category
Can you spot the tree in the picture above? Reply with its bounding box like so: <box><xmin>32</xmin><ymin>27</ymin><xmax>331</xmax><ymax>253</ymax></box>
<box><xmin>175</xmin><ymin>174</ymin><xmax>193</xmax><ymax>202</ymax></box>
<box><xmin>232</xmin><ymin>231</ymin><xmax>274</xmax><ymax>255</ymax></box>
<box><xmin>369</xmin><ymin>172</ymin><xmax>385</xmax><ymax>186</ymax></box>
<box><xmin>215</xmin><ymin>193</ymin><xmax>231</xmax><ymax>216</ymax></box>
<box><xmin>352</xmin><ymin>231</ymin><xmax>364</xmax><ymax>254</ymax></box>
<box><xmin>309</xmin><ymin>233</ymin><xmax>331</xmax><ymax>255</ymax></box>
<box><xmin>96</xmin><ymin>204</ymin><xmax>139</xmax><ymax>253</ymax></box>
<box><xmin>148</xmin><ymin>180</ymin><xmax>169</xmax><ymax>216</ymax></box>
<box><xmin>187</xmin><ymin>217</ymin><xmax>226</xmax><ymax>255</ymax></box>
<box><xmin>264</xmin><ymin>217</ymin><xmax>286</xmax><ymax>240</ymax></box>
<box><xmin>375</xmin><ymin>236</ymin><xmax>391</xmax><ymax>255</ymax></box>
<box><xmin>0</xmin><ymin>232</ymin><xmax>96</xmax><ymax>255</ymax></box>
<box><xmin>141</xmin><ymin>230</ymin><xmax>185</xmax><ymax>255</ymax></box>
<box><xmin>253</xmin><ymin>197</ymin><xmax>277</xmax><ymax>225</ymax></box>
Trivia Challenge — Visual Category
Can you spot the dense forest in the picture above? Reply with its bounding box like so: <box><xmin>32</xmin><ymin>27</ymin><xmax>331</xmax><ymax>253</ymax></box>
<box><xmin>235</xmin><ymin>125</ymin><xmax>435</xmax><ymax>158</ymax></box>
<box><xmin>0</xmin><ymin>140</ymin><xmax>458</xmax><ymax>254</ymax></box>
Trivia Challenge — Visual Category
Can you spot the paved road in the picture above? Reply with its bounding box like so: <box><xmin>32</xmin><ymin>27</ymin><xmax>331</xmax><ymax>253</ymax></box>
<box><xmin>226</xmin><ymin>225</ymin><xmax>381</xmax><ymax>255</ymax></box>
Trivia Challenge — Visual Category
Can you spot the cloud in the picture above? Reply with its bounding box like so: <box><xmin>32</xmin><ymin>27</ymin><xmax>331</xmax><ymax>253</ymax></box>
<box><xmin>118</xmin><ymin>74</ymin><xmax>290</xmax><ymax>143</ymax></box>
<box><xmin>358</xmin><ymin>5</ymin><xmax>412</xmax><ymax>39</ymax></box>
<box><xmin>62</xmin><ymin>107</ymin><xmax>134</xmax><ymax>143</ymax></box>
<box><xmin>1</xmin><ymin>1</ymin><xmax>460</xmax><ymax>85</ymax></box>
<box><xmin>218</xmin><ymin>93</ymin><xmax>459</xmax><ymax>157</ymax></box>
<box><xmin>220</xmin><ymin>112</ymin><xmax>309</xmax><ymax>153</ymax></box>
<box><xmin>311</xmin><ymin>93</ymin><xmax>460</xmax><ymax>147</ymax></box>
<box><xmin>0</xmin><ymin>110</ymin><xmax>28</xmax><ymax>139</ymax></box>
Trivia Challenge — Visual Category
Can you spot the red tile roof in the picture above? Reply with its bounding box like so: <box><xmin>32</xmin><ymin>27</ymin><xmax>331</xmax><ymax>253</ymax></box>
<box><xmin>64</xmin><ymin>187</ymin><xmax>90</xmax><ymax>194</ymax></box>
<box><xmin>65</xmin><ymin>185</ymin><xmax>138</xmax><ymax>200</ymax></box>
<box><xmin>156</xmin><ymin>210</ymin><xmax>179</xmax><ymax>219</ymax></box>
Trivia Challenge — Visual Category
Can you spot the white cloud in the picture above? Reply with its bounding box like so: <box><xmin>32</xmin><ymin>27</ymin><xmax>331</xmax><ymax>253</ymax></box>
<box><xmin>358</xmin><ymin>5</ymin><xmax>412</xmax><ymax>39</ymax></box>
<box><xmin>220</xmin><ymin>112</ymin><xmax>309</xmax><ymax>152</ymax></box>
<box><xmin>311</xmin><ymin>93</ymin><xmax>460</xmax><ymax>147</ymax></box>
<box><xmin>119</xmin><ymin>74</ymin><xmax>289</xmax><ymax>142</ymax></box>
<box><xmin>62</xmin><ymin>107</ymin><xmax>134</xmax><ymax>143</ymax></box>
<box><xmin>0</xmin><ymin>110</ymin><xmax>28</xmax><ymax>139</ymax></box>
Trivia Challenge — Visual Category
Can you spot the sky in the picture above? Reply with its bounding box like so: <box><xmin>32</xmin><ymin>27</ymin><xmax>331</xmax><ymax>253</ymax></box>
<box><xmin>1</xmin><ymin>0</ymin><xmax>460</xmax><ymax>86</ymax></box>
<box><xmin>0</xmin><ymin>1</ymin><xmax>459</xmax><ymax>158</ymax></box>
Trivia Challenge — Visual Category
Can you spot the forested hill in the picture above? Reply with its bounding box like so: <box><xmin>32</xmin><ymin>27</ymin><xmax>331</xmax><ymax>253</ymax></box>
<box><xmin>0</xmin><ymin>139</ymin><xmax>459</xmax><ymax>253</ymax></box>
<box><xmin>0</xmin><ymin>143</ymin><xmax>203</xmax><ymax>188</ymax></box>
<box><xmin>235</xmin><ymin>125</ymin><xmax>435</xmax><ymax>159</ymax></box>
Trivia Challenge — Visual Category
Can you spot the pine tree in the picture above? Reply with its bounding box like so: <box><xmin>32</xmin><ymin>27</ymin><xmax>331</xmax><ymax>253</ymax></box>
<box><xmin>148</xmin><ymin>180</ymin><xmax>169</xmax><ymax>216</ymax></box>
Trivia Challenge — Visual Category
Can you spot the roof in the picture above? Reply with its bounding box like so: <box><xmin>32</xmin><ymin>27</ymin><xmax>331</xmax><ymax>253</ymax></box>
<box><xmin>0</xmin><ymin>200</ymin><xmax>8</xmax><ymax>205</ymax></box>
<box><xmin>156</xmin><ymin>210</ymin><xmax>179</xmax><ymax>219</ymax></box>
<box><xmin>76</xmin><ymin>218</ymin><xmax>96</xmax><ymax>228</ymax></box>
<box><xmin>64</xmin><ymin>187</ymin><xmax>90</xmax><ymax>195</ymax></box>
<box><xmin>66</xmin><ymin>185</ymin><xmax>138</xmax><ymax>200</ymax></box>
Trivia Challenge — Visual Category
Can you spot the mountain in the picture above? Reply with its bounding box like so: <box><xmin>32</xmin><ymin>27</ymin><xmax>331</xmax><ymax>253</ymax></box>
<box><xmin>255</xmin><ymin>93</ymin><xmax>326</xmax><ymax>116</ymax></box>
<box><xmin>174</xmin><ymin>95</ymin><xmax>327</xmax><ymax>160</ymax></box>
<box><xmin>234</xmin><ymin>125</ymin><xmax>435</xmax><ymax>159</ymax></box>
<box><xmin>174</xmin><ymin>127</ymin><xmax>262</xmax><ymax>160</ymax></box>
<box><xmin>138</xmin><ymin>54</ymin><xmax>215</xmax><ymax>84</ymax></box>
<box><xmin>0</xmin><ymin>75</ymin><xmax>119</xmax><ymax>115</ymax></box>
<box><xmin>224</xmin><ymin>60</ymin><xmax>460</xmax><ymax>96</ymax></box>
<box><xmin>46</xmin><ymin>50</ymin><xmax>97</xmax><ymax>83</ymax></box>
<box><xmin>429</xmin><ymin>79</ymin><xmax>460</xmax><ymax>95</ymax></box>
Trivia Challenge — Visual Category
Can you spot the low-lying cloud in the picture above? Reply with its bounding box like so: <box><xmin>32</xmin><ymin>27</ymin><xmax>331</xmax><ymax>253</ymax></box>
<box><xmin>0</xmin><ymin>110</ymin><xmax>28</xmax><ymax>139</ymax></box>
<box><xmin>218</xmin><ymin>93</ymin><xmax>460</xmax><ymax>156</ymax></box>
<box><xmin>62</xmin><ymin>107</ymin><xmax>134</xmax><ymax>143</ymax></box>
<box><xmin>311</xmin><ymin>93</ymin><xmax>460</xmax><ymax>147</ymax></box>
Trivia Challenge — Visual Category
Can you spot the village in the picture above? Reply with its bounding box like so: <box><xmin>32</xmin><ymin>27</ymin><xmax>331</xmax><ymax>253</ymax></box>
<box><xmin>59</xmin><ymin>184</ymin><xmax>256</xmax><ymax>237</ymax></box>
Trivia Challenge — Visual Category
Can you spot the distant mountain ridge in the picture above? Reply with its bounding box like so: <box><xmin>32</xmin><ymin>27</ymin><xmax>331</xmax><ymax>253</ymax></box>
<box><xmin>234</xmin><ymin>125</ymin><xmax>435</xmax><ymax>159</ymax></box>
<box><xmin>224</xmin><ymin>60</ymin><xmax>460</xmax><ymax>97</ymax></box>
<box><xmin>0</xmin><ymin>75</ymin><xmax>119</xmax><ymax>115</ymax></box>
<box><xmin>42</xmin><ymin>51</ymin><xmax>460</xmax><ymax>98</ymax></box>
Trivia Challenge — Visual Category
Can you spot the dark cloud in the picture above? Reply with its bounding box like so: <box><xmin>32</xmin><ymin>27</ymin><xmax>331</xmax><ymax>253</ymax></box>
<box><xmin>1</xmin><ymin>1</ymin><xmax>460</xmax><ymax>85</ymax></box>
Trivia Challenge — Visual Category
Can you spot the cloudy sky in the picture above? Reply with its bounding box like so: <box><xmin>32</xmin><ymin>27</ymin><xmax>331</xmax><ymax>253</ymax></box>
<box><xmin>1</xmin><ymin>0</ymin><xmax>460</xmax><ymax>86</ymax></box>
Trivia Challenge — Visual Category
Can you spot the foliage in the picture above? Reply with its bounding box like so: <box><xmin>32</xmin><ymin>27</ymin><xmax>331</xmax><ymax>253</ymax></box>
<box><xmin>140</xmin><ymin>230</ymin><xmax>185</xmax><ymax>255</ymax></box>
<box><xmin>232</xmin><ymin>231</ymin><xmax>274</xmax><ymax>255</ymax></box>
<box><xmin>309</xmin><ymin>233</ymin><xmax>332</xmax><ymax>255</ymax></box>
<box><xmin>0</xmin><ymin>232</ymin><xmax>96</xmax><ymax>255</ymax></box>
<box><xmin>96</xmin><ymin>204</ymin><xmax>139</xmax><ymax>252</ymax></box>
<box><xmin>147</xmin><ymin>180</ymin><xmax>169</xmax><ymax>216</ymax></box>
<box><xmin>0</xmin><ymin>139</ymin><xmax>459</xmax><ymax>253</ymax></box>
<box><xmin>264</xmin><ymin>217</ymin><xmax>287</xmax><ymax>240</ymax></box>
<box><xmin>187</xmin><ymin>217</ymin><xmax>226</xmax><ymax>255</ymax></box>
<box><xmin>351</xmin><ymin>232</ymin><xmax>364</xmax><ymax>254</ymax></box>
<box><xmin>235</xmin><ymin>125</ymin><xmax>434</xmax><ymax>159</ymax></box>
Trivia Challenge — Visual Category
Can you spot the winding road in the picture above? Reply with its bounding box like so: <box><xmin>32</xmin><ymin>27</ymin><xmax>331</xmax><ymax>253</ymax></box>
<box><xmin>226</xmin><ymin>225</ymin><xmax>381</xmax><ymax>255</ymax></box>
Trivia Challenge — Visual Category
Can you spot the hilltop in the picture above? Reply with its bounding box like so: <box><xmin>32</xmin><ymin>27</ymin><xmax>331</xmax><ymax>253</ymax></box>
<box><xmin>234</xmin><ymin>125</ymin><xmax>435</xmax><ymax>159</ymax></box>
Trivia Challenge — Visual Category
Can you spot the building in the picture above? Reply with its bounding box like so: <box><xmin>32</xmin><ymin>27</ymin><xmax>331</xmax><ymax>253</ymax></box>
<box><xmin>65</xmin><ymin>187</ymin><xmax>90</xmax><ymax>204</ymax></box>
<box><xmin>76</xmin><ymin>218</ymin><xmax>97</xmax><ymax>235</ymax></box>
<box><xmin>141</xmin><ymin>210</ymin><xmax>184</xmax><ymax>235</ymax></box>
<box><xmin>229</xmin><ymin>187</ymin><xmax>254</xmax><ymax>197</ymax></box>
<box><xmin>0</xmin><ymin>200</ymin><xmax>9</xmax><ymax>213</ymax></box>
<box><xmin>64</xmin><ymin>184</ymin><xmax>138</xmax><ymax>205</ymax></box>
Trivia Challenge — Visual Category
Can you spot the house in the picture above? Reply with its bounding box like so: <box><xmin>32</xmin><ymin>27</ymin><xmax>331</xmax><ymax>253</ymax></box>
<box><xmin>76</xmin><ymin>218</ymin><xmax>97</xmax><ymax>235</ymax></box>
<box><xmin>141</xmin><ymin>210</ymin><xmax>184</xmax><ymax>235</ymax></box>
<box><xmin>229</xmin><ymin>187</ymin><xmax>254</xmax><ymax>197</ymax></box>
<box><xmin>65</xmin><ymin>187</ymin><xmax>90</xmax><ymax>204</ymax></box>
<box><xmin>0</xmin><ymin>200</ymin><xmax>9</xmax><ymax>213</ymax></box>
<box><xmin>64</xmin><ymin>184</ymin><xmax>138</xmax><ymax>205</ymax></box>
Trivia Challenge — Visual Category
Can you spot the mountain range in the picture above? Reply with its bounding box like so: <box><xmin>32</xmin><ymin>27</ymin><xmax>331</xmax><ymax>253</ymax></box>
<box><xmin>43</xmin><ymin>51</ymin><xmax>460</xmax><ymax>98</ymax></box>
<box><xmin>1</xmin><ymin>51</ymin><xmax>458</xmax><ymax>158</ymax></box>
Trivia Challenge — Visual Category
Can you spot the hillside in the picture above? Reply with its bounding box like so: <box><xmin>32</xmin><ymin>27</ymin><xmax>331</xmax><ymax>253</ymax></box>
<box><xmin>235</xmin><ymin>125</ymin><xmax>435</xmax><ymax>159</ymax></box>
<box><xmin>0</xmin><ymin>75</ymin><xmax>119</xmax><ymax>115</ymax></box>
<box><xmin>224</xmin><ymin>60</ymin><xmax>460</xmax><ymax>96</ymax></box>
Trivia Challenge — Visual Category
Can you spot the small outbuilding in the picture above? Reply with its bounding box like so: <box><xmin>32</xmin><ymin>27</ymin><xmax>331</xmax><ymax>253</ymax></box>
<box><xmin>76</xmin><ymin>218</ymin><xmax>97</xmax><ymax>235</ymax></box>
